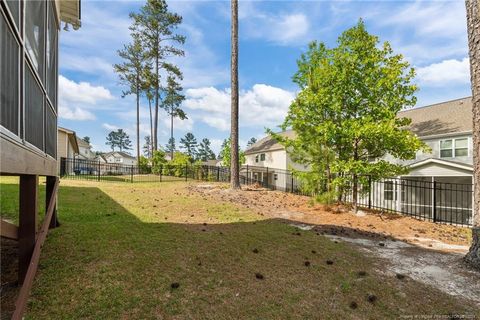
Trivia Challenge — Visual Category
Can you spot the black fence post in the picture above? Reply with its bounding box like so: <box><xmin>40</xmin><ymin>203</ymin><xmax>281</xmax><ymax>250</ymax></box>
<box><xmin>160</xmin><ymin>165</ymin><xmax>162</xmax><ymax>182</ymax></box>
<box><xmin>98</xmin><ymin>161</ymin><xmax>101</xmax><ymax>182</ymax></box>
<box><xmin>246</xmin><ymin>165</ymin><xmax>249</xmax><ymax>185</ymax></box>
<box><xmin>433</xmin><ymin>180</ymin><xmax>437</xmax><ymax>222</ymax></box>
<box><xmin>368</xmin><ymin>176</ymin><xmax>372</xmax><ymax>209</ymax></box>
<box><xmin>266</xmin><ymin>167</ymin><xmax>269</xmax><ymax>188</ymax></box>
<box><xmin>131</xmin><ymin>165</ymin><xmax>134</xmax><ymax>183</ymax></box>
<box><xmin>217</xmin><ymin>167</ymin><xmax>220</xmax><ymax>182</ymax></box>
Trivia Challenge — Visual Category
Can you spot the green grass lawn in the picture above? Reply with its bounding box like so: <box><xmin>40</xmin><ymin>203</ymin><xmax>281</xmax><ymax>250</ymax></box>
<box><xmin>1</xmin><ymin>177</ymin><xmax>478</xmax><ymax>319</ymax></box>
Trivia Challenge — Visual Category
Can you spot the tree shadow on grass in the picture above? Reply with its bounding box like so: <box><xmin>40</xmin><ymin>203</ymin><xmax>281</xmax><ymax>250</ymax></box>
<box><xmin>1</xmin><ymin>182</ymin><xmax>479</xmax><ymax>319</ymax></box>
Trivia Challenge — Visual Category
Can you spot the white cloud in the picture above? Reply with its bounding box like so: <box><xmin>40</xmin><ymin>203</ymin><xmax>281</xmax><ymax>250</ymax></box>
<box><xmin>417</xmin><ymin>58</ymin><xmax>470</xmax><ymax>87</ymax></box>
<box><xmin>183</xmin><ymin>84</ymin><xmax>294</xmax><ymax>131</ymax></box>
<box><xmin>243</xmin><ymin>11</ymin><xmax>310</xmax><ymax>45</ymax></box>
<box><xmin>58</xmin><ymin>75</ymin><xmax>114</xmax><ymax>121</ymax></box>
<box><xmin>59</xmin><ymin>75</ymin><xmax>114</xmax><ymax>104</ymax></box>
<box><xmin>59</xmin><ymin>107</ymin><xmax>96</xmax><ymax>121</ymax></box>
<box><xmin>102</xmin><ymin>123</ymin><xmax>119</xmax><ymax>131</ymax></box>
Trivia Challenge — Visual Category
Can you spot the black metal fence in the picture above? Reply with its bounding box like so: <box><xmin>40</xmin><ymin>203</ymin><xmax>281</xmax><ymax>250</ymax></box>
<box><xmin>345</xmin><ymin>177</ymin><xmax>473</xmax><ymax>227</ymax></box>
<box><xmin>59</xmin><ymin>158</ymin><xmax>473</xmax><ymax>227</ymax></box>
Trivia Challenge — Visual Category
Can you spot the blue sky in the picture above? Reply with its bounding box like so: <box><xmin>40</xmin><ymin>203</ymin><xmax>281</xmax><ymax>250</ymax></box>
<box><xmin>58</xmin><ymin>0</ymin><xmax>471</xmax><ymax>154</ymax></box>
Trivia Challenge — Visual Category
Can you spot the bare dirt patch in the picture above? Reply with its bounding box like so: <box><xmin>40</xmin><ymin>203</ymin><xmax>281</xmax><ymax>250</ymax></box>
<box><xmin>189</xmin><ymin>183</ymin><xmax>480</xmax><ymax>306</ymax></box>
<box><xmin>188</xmin><ymin>183</ymin><xmax>472</xmax><ymax>252</ymax></box>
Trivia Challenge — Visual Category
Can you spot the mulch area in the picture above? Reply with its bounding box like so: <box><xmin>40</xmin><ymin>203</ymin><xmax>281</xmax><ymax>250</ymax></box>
<box><xmin>187</xmin><ymin>183</ymin><xmax>472</xmax><ymax>249</ymax></box>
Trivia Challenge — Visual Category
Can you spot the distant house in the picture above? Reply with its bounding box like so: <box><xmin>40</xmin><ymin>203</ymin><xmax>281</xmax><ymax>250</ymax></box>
<box><xmin>103</xmin><ymin>151</ymin><xmax>137</xmax><ymax>166</ymax></box>
<box><xmin>76</xmin><ymin>137</ymin><xmax>95</xmax><ymax>160</ymax></box>
<box><xmin>245</xmin><ymin>97</ymin><xmax>473</xmax><ymax>187</ymax></box>
<box><xmin>244</xmin><ymin>97</ymin><xmax>474</xmax><ymax>224</ymax></box>
<box><xmin>202</xmin><ymin>159</ymin><xmax>222</xmax><ymax>167</ymax></box>
<box><xmin>57</xmin><ymin>127</ymin><xmax>80</xmax><ymax>173</ymax></box>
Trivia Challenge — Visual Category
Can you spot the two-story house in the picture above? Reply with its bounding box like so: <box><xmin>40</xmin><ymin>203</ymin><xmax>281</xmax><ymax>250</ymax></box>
<box><xmin>103</xmin><ymin>151</ymin><xmax>137</xmax><ymax>166</ymax></box>
<box><xmin>76</xmin><ymin>137</ymin><xmax>95</xmax><ymax>160</ymax></box>
<box><xmin>244</xmin><ymin>97</ymin><xmax>473</xmax><ymax>224</ymax></box>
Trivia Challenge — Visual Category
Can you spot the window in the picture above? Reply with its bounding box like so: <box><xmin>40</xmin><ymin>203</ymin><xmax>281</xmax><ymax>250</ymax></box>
<box><xmin>440</xmin><ymin>140</ymin><xmax>453</xmax><ymax>158</ymax></box>
<box><xmin>6</xmin><ymin>0</ymin><xmax>21</xmax><ymax>28</ymax></box>
<box><xmin>454</xmin><ymin>138</ymin><xmax>468</xmax><ymax>157</ymax></box>
<box><xmin>46</xmin><ymin>1</ymin><xmax>57</xmax><ymax>109</ymax></box>
<box><xmin>274</xmin><ymin>174</ymin><xmax>278</xmax><ymax>181</ymax></box>
<box><xmin>384</xmin><ymin>181</ymin><xmax>394</xmax><ymax>201</ymax></box>
<box><xmin>45</xmin><ymin>103</ymin><xmax>56</xmax><ymax>157</ymax></box>
<box><xmin>25</xmin><ymin>0</ymin><xmax>46</xmax><ymax>80</ymax></box>
<box><xmin>255</xmin><ymin>155</ymin><xmax>259</xmax><ymax>163</ymax></box>
<box><xmin>440</xmin><ymin>138</ymin><xmax>469</xmax><ymax>158</ymax></box>
<box><xmin>260</xmin><ymin>153</ymin><xmax>266</xmax><ymax>161</ymax></box>
<box><xmin>25</xmin><ymin>67</ymin><xmax>44</xmax><ymax>150</ymax></box>
<box><xmin>1</xmin><ymin>13</ymin><xmax>20</xmax><ymax>135</ymax></box>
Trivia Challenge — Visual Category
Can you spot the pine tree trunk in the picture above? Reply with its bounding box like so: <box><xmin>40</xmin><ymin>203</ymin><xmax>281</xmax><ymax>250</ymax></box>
<box><xmin>230</xmin><ymin>0</ymin><xmax>240</xmax><ymax>189</ymax></box>
<box><xmin>171</xmin><ymin>111</ymin><xmax>174</xmax><ymax>160</ymax></box>
<box><xmin>136</xmin><ymin>82</ymin><xmax>140</xmax><ymax>162</ymax></box>
<box><xmin>154</xmin><ymin>55</ymin><xmax>159</xmax><ymax>152</ymax></box>
<box><xmin>149</xmin><ymin>97</ymin><xmax>153</xmax><ymax>157</ymax></box>
<box><xmin>465</xmin><ymin>0</ymin><xmax>480</xmax><ymax>270</ymax></box>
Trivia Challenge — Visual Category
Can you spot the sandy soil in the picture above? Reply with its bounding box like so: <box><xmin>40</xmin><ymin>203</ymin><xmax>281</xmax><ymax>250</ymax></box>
<box><xmin>188</xmin><ymin>183</ymin><xmax>472</xmax><ymax>253</ymax></box>
<box><xmin>188</xmin><ymin>183</ymin><xmax>480</xmax><ymax>306</ymax></box>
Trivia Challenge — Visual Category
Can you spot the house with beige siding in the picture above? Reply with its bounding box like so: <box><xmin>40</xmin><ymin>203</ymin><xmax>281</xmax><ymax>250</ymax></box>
<box><xmin>57</xmin><ymin>127</ymin><xmax>79</xmax><ymax>173</ymax></box>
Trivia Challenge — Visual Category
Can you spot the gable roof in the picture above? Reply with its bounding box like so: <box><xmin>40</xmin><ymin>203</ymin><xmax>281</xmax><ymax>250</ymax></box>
<box><xmin>76</xmin><ymin>137</ymin><xmax>90</xmax><ymax>148</ymax></box>
<box><xmin>103</xmin><ymin>151</ymin><xmax>136</xmax><ymax>159</ymax></box>
<box><xmin>245</xmin><ymin>130</ymin><xmax>295</xmax><ymax>155</ymax></box>
<box><xmin>246</xmin><ymin>97</ymin><xmax>473</xmax><ymax>155</ymax></box>
<box><xmin>399</xmin><ymin>97</ymin><xmax>472</xmax><ymax>137</ymax></box>
<box><xmin>58</xmin><ymin>126</ymin><xmax>79</xmax><ymax>153</ymax></box>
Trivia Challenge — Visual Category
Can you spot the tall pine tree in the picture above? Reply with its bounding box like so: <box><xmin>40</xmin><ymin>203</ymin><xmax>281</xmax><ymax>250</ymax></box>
<box><xmin>130</xmin><ymin>0</ymin><xmax>185</xmax><ymax>151</ymax></box>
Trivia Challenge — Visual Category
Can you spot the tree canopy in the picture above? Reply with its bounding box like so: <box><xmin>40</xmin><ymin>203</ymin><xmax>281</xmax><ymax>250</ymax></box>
<box><xmin>105</xmin><ymin>129</ymin><xmax>133</xmax><ymax>152</ymax></box>
<box><xmin>197</xmin><ymin>138</ymin><xmax>216</xmax><ymax>161</ymax></box>
<box><xmin>272</xmin><ymin>20</ymin><xmax>427</xmax><ymax>208</ymax></box>
<box><xmin>179</xmin><ymin>132</ymin><xmax>198</xmax><ymax>161</ymax></box>
<box><xmin>219</xmin><ymin>138</ymin><xmax>245</xmax><ymax>167</ymax></box>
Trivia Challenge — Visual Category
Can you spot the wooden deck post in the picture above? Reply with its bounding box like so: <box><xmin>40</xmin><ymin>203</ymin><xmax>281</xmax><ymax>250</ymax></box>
<box><xmin>18</xmin><ymin>175</ymin><xmax>38</xmax><ymax>284</ymax></box>
<box><xmin>46</xmin><ymin>176</ymin><xmax>59</xmax><ymax>229</ymax></box>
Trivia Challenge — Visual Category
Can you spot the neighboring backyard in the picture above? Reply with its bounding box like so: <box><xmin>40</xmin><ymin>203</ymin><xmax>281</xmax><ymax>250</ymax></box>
<box><xmin>0</xmin><ymin>177</ymin><xmax>479</xmax><ymax>319</ymax></box>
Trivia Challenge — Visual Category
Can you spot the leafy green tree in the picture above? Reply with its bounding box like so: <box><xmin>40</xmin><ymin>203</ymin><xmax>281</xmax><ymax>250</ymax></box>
<box><xmin>114</xmin><ymin>33</ymin><xmax>145</xmax><ymax>161</ymax></box>
<box><xmin>246</xmin><ymin>137</ymin><xmax>257</xmax><ymax>147</ymax></box>
<box><xmin>220</xmin><ymin>138</ymin><xmax>245</xmax><ymax>167</ymax></box>
<box><xmin>151</xmin><ymin>149</ymin><xmax>167</xmax><ymax>174</ymax></box>
<box><xmin>273</xmin><ymin>20</ymin><xmax>427</xmax><ymax>212</ymax></box>
<box><xmin>83</xmin><ymin>136</ymin><xmax>90</xmax><ymax>144</ymax></box>
<box><xmin>164</xmin><ymin>74</ymin><xmax>186</xmax><ymax>160</ymax></box>
<box><xmin>217</xmin><ymin>139</ymin><xmax>227</xmax><ymax>160</ymax></box>
<box><xmin>143</xmin><ymin>135</ymin><xmax>152</xmax><ymax>158</ymax></box>
<box><xmin>197</xmin><ymin>138</ymin><xmax>216</xmax><ymax>161</ymax></box>
<box><xmin>179</xmin><ymin>132</ymin><xmax>197</xmax><ymax>161</ymax></box>
<box><xmin>130</xmin><ymin>0</ymin><xmax>185</xmax><ymax>151</ymax></box>
<box><xmin>138</xmin><ymin>156</ymin><xmax>151</xmax><ymax>173</ymax></box>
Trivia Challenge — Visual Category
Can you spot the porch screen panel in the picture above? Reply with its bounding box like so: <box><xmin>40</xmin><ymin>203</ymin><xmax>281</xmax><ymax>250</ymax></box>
<box><xmin>5</xmin><ymin>0</ymin><xmax>20</xmax><ymax>28</ymax></box>
<box><xmin>46</xmin><ymin>1</ymin><xmax>57</xmax><ymax>109</ymax></box>
<box><xmin>25</xmin><ymin>67</ymin><xmax>44</xmax><ymax>150</ymax></box>
<box><xmin>45</xmin><ymin>102</ymin><xmax>56</xmax><ymax>157</ymax></box>
<box><xmin>25</xmin><ymin>0</ymin><xmax>45</xmax><ymax>81</ymax></box>
<box><xmin>0</xmin><ymin>13</ymin><xmax>19</xmax><ymax>135</ymax></box>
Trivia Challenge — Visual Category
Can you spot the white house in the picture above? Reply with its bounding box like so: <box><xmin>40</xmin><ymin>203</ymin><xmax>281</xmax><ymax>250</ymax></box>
<box><xmin>76</xmin><ymin>137</ymin><xmax>95</xmax><ymax>160</ymax></box>
<box><xmin>244</xmin><ymin>97</ymin><xmax>474</xmax><ymax>224</ymax></box>
<box><xmin>103</xmin><ymin>151</ymin><xmax>137</xmax><ymax>166</ymax></box>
